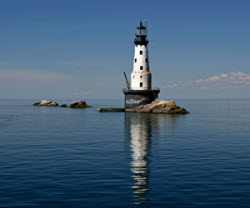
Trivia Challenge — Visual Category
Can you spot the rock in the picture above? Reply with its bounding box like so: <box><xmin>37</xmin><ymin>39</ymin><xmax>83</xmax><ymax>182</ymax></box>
<box><xmin>127</xmin><ymin>99</ymin><xmax>189</xmax><ymax>114</ymax></box>
<box><xmin>33</xmin><ymin>100</ymin><xmax>91</xmax><ymax>108</ymax></box>
<box><xmin>47</xmin><ymin>101</ymin><xmax>59</xmax><ymax>106</ymax></box>
<box><xmin>69</xmin><ymin>101</ymin><xmax>92</xmax><ymax>108</ymax></box>
<box><xmin>169</xmin><ymin>100</ymin><xmax>177</xmax><ymax>107</ymax></box>
<box><xmin>33</xmin><ymin>100</ymin><xmax>59</xmax><ymax>107</ymax></box>
<box><xmin>33</xmin><ymin>100</ymin><xmax>50</xmax><ymax>106</ymax></box>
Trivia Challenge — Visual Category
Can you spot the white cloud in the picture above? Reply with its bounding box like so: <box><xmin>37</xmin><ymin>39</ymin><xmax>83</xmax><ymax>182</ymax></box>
<box><xmin>167</xmin><ymin>72</ymin><xmax>250</xmax><ymax>90</ymax></box>
<box><xmin>207</xmin><ymin>75</ymin><xmax>221</xmax><ymax>82</ymax></box>
<box><xmin>221</xmin><ymin>73</ymin><xmax>228</xmax><ymax>78</ymax></box>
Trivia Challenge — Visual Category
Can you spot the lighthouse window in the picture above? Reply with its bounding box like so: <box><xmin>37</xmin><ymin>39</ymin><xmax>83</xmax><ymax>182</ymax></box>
<box><xmin>145</xmin><ymin>58</ymin><xmax>148</xmax><ymax>63</ymax></box>
<box><xmin>140</xmin><ymin>50</ymin><xmax>143</xmax><ymax>55</ymax></box>
<box><xmin>140</xmin><ymin>76</ymin><xmax>142</xmax><ymax>78</ymax></box>
<box><xmin>140</xmin><ymin>82</ymin><xmax>143</xmax><ymax>87</ymax></box>
<box><xmin>140</xmin><ymin>66</ymin><xmax>143</xmax><ymax>70</ymax></box>
<box><xmin>135</xmin><ymin>58</ymin><xmax>137</xmax><ymax>63</ymax></box>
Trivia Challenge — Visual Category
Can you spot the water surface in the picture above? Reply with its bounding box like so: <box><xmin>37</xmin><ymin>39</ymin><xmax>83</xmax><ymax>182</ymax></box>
<box><xmin>0</xmin><ymin>99</ymin><xmax>250</xmax><ymax>207</ymax></box>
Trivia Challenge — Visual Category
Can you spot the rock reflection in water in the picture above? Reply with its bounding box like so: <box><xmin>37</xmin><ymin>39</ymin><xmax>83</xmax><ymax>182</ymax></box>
<box><xmin>125</xmin><ymin>113</ymin><xmax>176</xmax><ymax>205</ymax></box>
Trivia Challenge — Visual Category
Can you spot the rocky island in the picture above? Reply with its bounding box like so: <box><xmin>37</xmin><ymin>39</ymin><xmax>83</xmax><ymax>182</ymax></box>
<box><xmin>33</xmin><ymin>100</ymin><xmax>59</xmax><ymax>107</ymax></box>
<box><xmin>126</xmin><ymin>99</ymin><xmax>189</xmax><ymax>114</ymax></box>
<box><xmin>33</xmin><ymin>100</ymin><xmax>92</xmax><ymax>109</ymax></box>
<box><xmin>98</xmin><ymin>99</ymin><xmax>189</xmax><ymax>114</ymax></box>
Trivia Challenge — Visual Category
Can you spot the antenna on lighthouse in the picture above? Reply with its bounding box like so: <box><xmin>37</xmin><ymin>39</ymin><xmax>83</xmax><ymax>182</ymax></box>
<box><xmin>145</xmin><ymin>20</ymin><xmax>148</xmax><ymax>29</ymax></box>
<box><xmin>145</xmin><ymin>20</ymin><xmax>148</xmax><ymax>36</ymax></box>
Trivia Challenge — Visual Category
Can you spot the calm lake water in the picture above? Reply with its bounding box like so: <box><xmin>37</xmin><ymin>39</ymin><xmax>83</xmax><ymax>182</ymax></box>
<box><xmin>0</xmin><ymin>99</ymin><xmax>250</xmax><ymax>207</ymax></box>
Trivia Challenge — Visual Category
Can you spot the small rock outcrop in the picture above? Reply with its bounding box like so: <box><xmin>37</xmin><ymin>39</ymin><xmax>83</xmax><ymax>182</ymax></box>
<box><xmin>127</xmin><ymin>99</ymin><xmax>189</xmax><ymax>114</ymax></box>
<box><xmin>69</xmin><ymin>101</ymin><xmax>92</xmax><ymax>108</ymax></box>
<box><xmin>33</xmin><ymin>100</ymin><xmax>91</xmax><ymax>109</ymax></box>
<box><xmin>33</xmin><ymin>100</ymin><xmax>59</xmax><ymax>107</ymax></box>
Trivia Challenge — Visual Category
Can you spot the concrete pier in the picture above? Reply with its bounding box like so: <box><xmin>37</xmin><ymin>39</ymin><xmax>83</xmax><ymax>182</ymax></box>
<box><xmin>97</xmin><ymin>108</ymin><xmax>125</xmax><ymax>112</ymax></box>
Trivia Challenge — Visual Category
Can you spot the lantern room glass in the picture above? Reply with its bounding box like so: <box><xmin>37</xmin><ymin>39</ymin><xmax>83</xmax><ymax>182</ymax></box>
<box><xmin>136</xmin><ymin>29</ymin><xmax>147</xmax><ymax>36</ymax></box>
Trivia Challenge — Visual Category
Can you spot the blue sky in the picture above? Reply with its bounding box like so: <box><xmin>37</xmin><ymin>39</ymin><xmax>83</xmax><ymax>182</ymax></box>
<box><xmin>0</xmin><ymin>0</ymin><xmax>250</xmax><ymax>99</ymax></box>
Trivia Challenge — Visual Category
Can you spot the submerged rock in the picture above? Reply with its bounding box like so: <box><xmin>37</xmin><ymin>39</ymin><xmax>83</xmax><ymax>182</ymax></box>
<box><xmin>59</xmin><ymin>104</ymin><xmax>67</xmax><ymax>107</ymax></box>
<box><xmin>69</xmin><ymin>101</ymin><xmax>92</xmax><ymax>108</ymax></box>
<box><xmin>33</xmin><ymin>100</ymin><xmax>59</xmax><ymax>107</ymax></box>
<box><xmin>127</xmin><ymin>99</ymin><xmax>189</xmax><ymax>114</ymax></box>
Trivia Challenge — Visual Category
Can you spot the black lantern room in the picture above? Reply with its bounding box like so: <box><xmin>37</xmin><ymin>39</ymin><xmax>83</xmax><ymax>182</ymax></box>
<box><xmin>134</xmin><ymin>21</ymin><xmax>149</xmax><ymax>46</ymax></box>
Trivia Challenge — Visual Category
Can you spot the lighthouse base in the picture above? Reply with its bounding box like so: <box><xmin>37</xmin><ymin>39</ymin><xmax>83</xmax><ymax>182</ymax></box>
<box><xmin>123</xmin><ymin>89</ymin><xmax>160</xmax><ymax>109</ymax></box>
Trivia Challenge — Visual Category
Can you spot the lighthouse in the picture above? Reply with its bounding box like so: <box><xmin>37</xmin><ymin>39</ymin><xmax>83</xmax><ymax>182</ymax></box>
<box><xmin>131</xmin><ymin>21</ymin><xmax>151</xmax><ymax>90</ymax></box>
<box><xmin>123</xmin><ymin>22</ymin><xmax>160</xmax><ymax>109</ymax></box>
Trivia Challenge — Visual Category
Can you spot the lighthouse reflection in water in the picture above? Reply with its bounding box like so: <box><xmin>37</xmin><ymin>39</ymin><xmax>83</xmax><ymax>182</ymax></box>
<box><xmin>126</xmin><ymin>113</ymin><xmax>152</xmax><ymax>204</ymax></box>
<box><xmin>125</xmin><ymin>113</ymin><xmax>175</xmax><ymax>204</ymax></box>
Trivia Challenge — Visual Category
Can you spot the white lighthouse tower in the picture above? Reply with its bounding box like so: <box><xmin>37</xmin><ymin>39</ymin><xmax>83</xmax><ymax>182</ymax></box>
<box><xmin>123</xmin><ymin>22</ymin><xmax>160</xmax><ymax>109</ymax></box>
<box><xmin>131</xmin><ymin>22</ymin><xmax>151</xmax><ymax>90</ymax></box>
